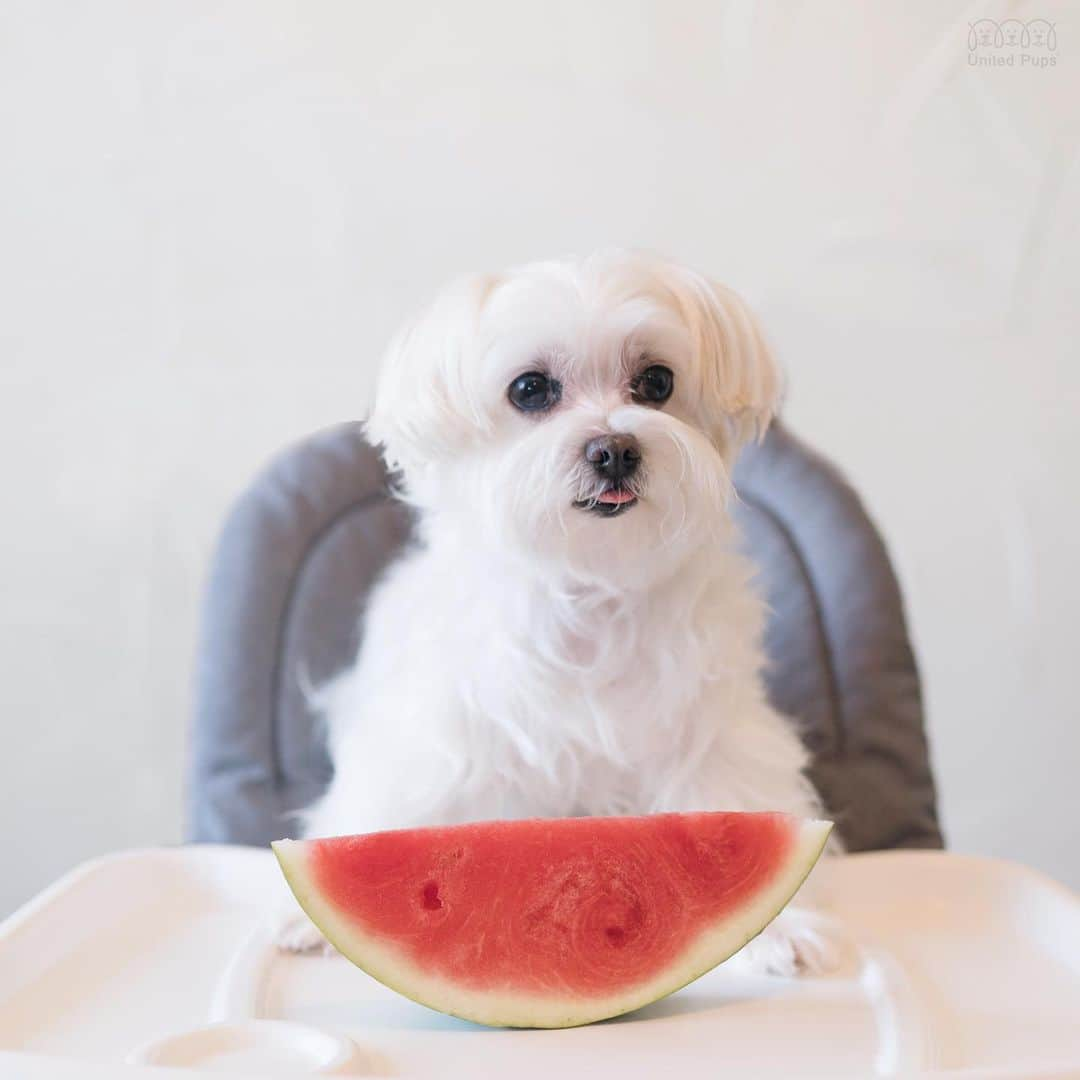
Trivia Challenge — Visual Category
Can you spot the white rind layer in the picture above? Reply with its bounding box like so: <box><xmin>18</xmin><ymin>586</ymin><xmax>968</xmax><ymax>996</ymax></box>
<box><xmin>273</xmin><ymin>818</ymin><xmax>832</xmax><ymax>1029</ymax></box>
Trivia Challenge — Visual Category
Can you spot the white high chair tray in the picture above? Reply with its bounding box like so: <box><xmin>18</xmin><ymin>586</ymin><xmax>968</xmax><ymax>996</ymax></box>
<box><xmin>1</xmin><ymin>846</ymin><xmax>1077</xmax><ymax>1078</ymax></box>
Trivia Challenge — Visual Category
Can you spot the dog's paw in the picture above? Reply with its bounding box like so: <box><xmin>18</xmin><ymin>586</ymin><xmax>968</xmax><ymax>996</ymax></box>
<box><xmin>728</xmin><ymin>909</ymin><xmax>842</xmax><ymax>977</ymax></box>
<box><xmin>275</xmin><ymin>913</ymin><xmax>337</xmax><ymax>956</ymax></box>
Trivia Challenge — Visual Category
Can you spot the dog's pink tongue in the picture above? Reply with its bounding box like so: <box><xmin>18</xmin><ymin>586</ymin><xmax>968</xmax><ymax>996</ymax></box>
<box><xmin>597</xmin><ymin>489</ymin><xmax>636</xmax><ymax>505</ymax></box>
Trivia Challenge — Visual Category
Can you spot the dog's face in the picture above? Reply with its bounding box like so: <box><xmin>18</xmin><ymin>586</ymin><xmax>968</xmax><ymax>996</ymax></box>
<box><xmin>367</xmin><ymin>252</ymin><xmax>781</xmax><ymax>586</ymax></box>
<box><xmin>999</xmin><ymin>19</ymin><xmax>1024</xmax><ymax>46</ymax></box>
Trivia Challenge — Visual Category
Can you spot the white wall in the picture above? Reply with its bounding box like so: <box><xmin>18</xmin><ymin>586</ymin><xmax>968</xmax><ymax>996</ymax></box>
<box><xmin>1</xmin><ymin>1</ymin><xmax>1077</xmax><ymax>916</ymax></box>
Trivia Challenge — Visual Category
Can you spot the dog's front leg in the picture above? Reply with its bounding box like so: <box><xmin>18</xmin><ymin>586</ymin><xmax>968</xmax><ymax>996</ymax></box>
<box><xmin>677</xmin><ymin>700</ymin><xmax>844</xmax><ymax>976</ymax></box>
<box><xmin>275</xmin><ymin>718</ymin><xmax>474</xmax><ymax>953</ymax></box>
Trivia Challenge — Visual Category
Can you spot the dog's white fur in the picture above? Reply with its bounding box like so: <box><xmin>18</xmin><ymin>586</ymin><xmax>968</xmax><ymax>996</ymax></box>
<box><xmin>293</xmin><ymin>251</ymin><xmax>835</xmax><ymax>974</ymax></box>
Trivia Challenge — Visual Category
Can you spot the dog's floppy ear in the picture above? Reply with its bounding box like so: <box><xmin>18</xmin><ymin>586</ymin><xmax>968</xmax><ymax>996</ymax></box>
<box><xmin>681</xmin><ymin>271</ymin><xmax>784</xmax><ymax>452</ymax></box>
<box><xmin>365</xmin><ymin>273</ymin><xmax>502</xmax><ymax>482</ymax></box>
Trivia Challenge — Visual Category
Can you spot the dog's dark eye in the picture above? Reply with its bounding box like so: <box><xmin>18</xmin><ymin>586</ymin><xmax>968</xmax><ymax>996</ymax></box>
<box><xmin>631</xmin><ymin>364</ymin><xmax>674</xmax><ymax>405</ymax></box>
<box><xmin>508</xmin><ymin>371</ymin><xmax>561</xmax><ymax>412</ymax></box>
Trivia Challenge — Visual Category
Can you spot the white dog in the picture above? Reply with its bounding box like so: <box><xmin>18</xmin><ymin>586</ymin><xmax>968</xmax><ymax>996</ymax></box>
<box><xmin>287</xmin><ymin>251</ymin><xmax>835</xmax><ymax>974</ymax></box>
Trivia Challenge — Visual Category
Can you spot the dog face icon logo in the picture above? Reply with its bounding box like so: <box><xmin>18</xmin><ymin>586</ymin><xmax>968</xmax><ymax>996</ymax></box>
<box><xmin>1025</xmin><ymin>19</ymin><xmax>1057</xmax><ymax>50</ymax></box>
<box><xmin>998</xmin><ymin>19</ymin><xmax>1028</xmax><ymax>47</ymax></box>
<box><xmin>968</xmin><ymin>16</ymin><xmax>1059</xmax><ymax>60</ymax></box>
<box><xmin>969</xmin><ymin>19</ymin><xmax>1003</xmax><ymax>50</ymax></box>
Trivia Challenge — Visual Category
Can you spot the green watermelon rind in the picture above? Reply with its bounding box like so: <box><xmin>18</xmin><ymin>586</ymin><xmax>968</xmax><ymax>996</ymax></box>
<box><xmin>273</xmin><ymin>816</ymin><xmax>832</xmax><ymax>1029</ymax></box>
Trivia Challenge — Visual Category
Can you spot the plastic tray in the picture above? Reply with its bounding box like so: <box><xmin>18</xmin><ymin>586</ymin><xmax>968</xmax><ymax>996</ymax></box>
<box><xmin>1</xmin><ymin>846</ymin><xmax>1078</xmax><ymax>1078</ymax></box>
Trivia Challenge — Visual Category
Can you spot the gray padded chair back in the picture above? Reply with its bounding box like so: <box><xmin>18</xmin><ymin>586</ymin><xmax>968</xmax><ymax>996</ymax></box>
<box><xmin>188</xmin><ymin>422</ymin><xmax>942</xmax><ymax>852</ymax></box>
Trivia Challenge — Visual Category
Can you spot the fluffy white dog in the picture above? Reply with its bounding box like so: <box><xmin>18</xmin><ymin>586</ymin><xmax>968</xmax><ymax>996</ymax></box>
<box><xmin>289</xmin><ymin>250</ymin><xmax>835</xmax><ymax>974</ymax></box>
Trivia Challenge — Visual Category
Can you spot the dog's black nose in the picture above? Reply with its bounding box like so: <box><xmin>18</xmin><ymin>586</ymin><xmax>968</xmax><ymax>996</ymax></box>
<box><xmin>585</xmin><ymin>434</ymin><xmax>641</xmax><ymax>481</ymax></box>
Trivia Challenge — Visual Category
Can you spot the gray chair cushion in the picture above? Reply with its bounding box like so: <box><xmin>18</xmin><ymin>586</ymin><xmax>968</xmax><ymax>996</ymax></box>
<box><xmin>732</xmin><ymin>431</ymin><xmax>942</xmax><ymax>851</ymax></box>
<box><xmin>188</xmin><ymin>421</ymin><xmax>943</xmax><ymax>852</ymax></box>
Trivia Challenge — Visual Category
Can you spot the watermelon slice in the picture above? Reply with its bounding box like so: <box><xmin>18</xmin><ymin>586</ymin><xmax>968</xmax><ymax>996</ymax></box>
<box><xmin>273</xmin><ymin>811</ymin><xmax>831</xmax><ymax>1028</ymax></box>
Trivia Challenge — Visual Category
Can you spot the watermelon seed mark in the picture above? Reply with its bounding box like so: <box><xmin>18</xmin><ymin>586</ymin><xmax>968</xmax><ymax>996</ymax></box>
<box><xmin>605</xmin><ymin>926</ymin><xmax>626</xmax><ymax>947</ymax></box>
<box><xmin>422</xmin><ymin>881</ymin><xmax>443</xmax><ymax>910</ymax></box>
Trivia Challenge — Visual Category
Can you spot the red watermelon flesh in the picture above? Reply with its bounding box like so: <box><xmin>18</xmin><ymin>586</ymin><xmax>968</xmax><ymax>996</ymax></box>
<box><xmin>273</xmin><ymin>811</ymin><xmax>831</xmax><ymax>1028</ymax></box>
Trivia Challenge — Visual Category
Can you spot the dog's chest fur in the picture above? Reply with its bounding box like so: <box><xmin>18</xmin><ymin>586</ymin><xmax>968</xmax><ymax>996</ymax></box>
<box><xmin>394</xmin><ymin>535</ymin><xmax>767</xmax><ymax>816</ymax></box>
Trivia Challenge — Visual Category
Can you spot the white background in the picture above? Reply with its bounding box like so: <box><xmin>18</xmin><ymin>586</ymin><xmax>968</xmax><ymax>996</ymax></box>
<box><xmin>1</xmin><ymin>1</ymin><xmax>1077</xmax><ymax>916</ymax></box>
